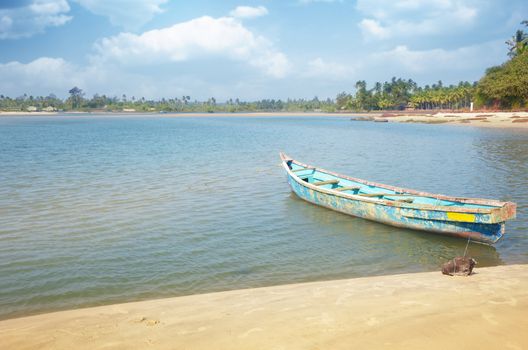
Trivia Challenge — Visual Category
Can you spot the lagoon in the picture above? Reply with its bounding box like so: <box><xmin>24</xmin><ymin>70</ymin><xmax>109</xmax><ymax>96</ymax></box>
<box><xmin>0</xmin><ymin>115</ymin><xmax>527</xmax><ymax>320</ymax></box>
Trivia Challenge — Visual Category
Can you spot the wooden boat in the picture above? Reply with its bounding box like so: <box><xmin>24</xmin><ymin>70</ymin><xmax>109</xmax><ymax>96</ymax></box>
<box><xmin>280</xmin><ymin>153</ymin><xmax>516</xmax><ymax>244</ymax></box>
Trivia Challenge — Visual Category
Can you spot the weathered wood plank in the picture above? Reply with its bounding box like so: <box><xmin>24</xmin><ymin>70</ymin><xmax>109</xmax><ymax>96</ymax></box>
<box><xmin>292</xmin><ymin>167</ymin><xmax>315</xmax><ymax>172</ymax></box>
<box><xmin>314</xmin><ymin>179</ymin><xmax>339</xmax><ymax>186</ymax></box>
<box><xmin>359</xmin><ymin>193</ymin><xmax>414</xmax><ymax>197</ymax></box>
<box><xmin>335</xmin><ymin>186</ymin><xmax>361</xmax><ymax>192</ymax></box>
<box><xmin>396</xmin><ymin>198</ymin><xmax>415</xmax><ymax>203</ymax></box>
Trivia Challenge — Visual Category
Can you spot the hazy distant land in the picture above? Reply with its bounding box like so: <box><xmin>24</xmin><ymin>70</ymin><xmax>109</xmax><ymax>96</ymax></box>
<box><xmin>2</xmin><ymin>110</ymin><xmax>528</xmax><ymax>129</ymax></box>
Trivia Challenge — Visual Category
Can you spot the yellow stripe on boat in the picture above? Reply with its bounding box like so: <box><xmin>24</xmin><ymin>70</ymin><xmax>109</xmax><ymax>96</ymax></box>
<box><xmin>446</xmin><ymin>212</ymin><xmax>476</xmax><ymax>223</ymax></box>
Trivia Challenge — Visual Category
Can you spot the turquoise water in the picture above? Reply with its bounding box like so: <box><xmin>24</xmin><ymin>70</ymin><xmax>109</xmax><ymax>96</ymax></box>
<box><xmin>0</xmin><ymin>115</ymin><xmax>527</xmax><ymax>320</ymax></box>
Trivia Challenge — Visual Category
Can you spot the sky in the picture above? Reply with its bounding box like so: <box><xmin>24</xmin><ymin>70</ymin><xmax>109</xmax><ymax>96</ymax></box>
<box><xmin>0</xmin><ymin>0</ymin><xmax>526</xmax><ymax>101</ymax></box>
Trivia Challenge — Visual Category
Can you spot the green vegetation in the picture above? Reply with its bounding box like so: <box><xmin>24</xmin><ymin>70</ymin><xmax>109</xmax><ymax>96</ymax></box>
<box><xmin>1</xmin><ymin>21</ymin><xmax>526</xmax><ymax>113</ymax></box>
<box><xmin>475</xmin><ymin>21</ymin><xmax>528</xmax><ymax>109</ymax></box>
<box><xmin>0</xmin><ymin>92</ymin><xmax>336</xmax><ymax>113</ymax></box>
<box><xmin>475</xmin><ymin>52</ymin><xmax>528</xmax><ymax>109</ymax></box>
<box><xmin>335</xmin><ymin>79</ymin><xmax>476</xmax><ymax>111</ymax></box>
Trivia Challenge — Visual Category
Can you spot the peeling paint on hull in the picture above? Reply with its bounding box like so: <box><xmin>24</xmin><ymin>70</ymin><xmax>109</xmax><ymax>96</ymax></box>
<box><xmin>281</xmin><ymin>153</ymin><xmax>516</xmax><ymax>245</ymax></box>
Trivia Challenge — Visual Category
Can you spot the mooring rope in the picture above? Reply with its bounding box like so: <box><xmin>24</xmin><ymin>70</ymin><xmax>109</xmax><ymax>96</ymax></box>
<box><xmin>463</xmin><ymin>235</ymin><xmax>471</xmax><ymax>257</ymax></box>
<box><xmin>450</xmin><ymin>236</ymin><xmax>472</xmax><ymax>275</ymax></box>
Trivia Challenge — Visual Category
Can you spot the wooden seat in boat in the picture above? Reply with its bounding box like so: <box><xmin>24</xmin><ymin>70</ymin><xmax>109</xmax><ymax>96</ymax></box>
<box><xmin>292</xmin><ymin>167</ymin><xmax>314</xmax><ymax>172</ymax></box>
<box><xmin>335</xmin><ymin>186</ymin><xmax>361</xmax><ymax>192</ymax></box>
<box><xmin>396</xmin><ymin>198</ymin><xmax>415</xmax><ymax>203</ymax></box>
<box><xmin>313</xmin><ymin>179</ymin><xmax>339</xmax><ymax>186</ymax></box>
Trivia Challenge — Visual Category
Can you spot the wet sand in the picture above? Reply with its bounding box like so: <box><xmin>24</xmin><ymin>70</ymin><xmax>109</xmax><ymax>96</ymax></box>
<box><xmin>1</xmin><ymin>264</ymin><xmax>527</xmax><ymax>350</ymax></box>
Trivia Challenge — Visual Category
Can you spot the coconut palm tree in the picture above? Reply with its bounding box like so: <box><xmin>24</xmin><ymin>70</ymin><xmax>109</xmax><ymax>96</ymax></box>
<box><xmin>506</xmin><ymin>30</ymin><xmax>527</xmax><ymax>57</ymax></box>
<box><xmin>506</xmin><ymin>21</ymin><xmax>528</xmax><ymax>58</ymax></box>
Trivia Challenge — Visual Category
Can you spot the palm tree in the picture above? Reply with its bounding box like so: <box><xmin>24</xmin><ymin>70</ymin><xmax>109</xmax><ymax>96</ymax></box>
<box><xmin>506</xmin><ymin>21</ymin><xmax>528</xmax><ymax>57</ymax></box>
<box><xmin>506</xmin><ymin>30</ymin><xmax>527</xmax><ymax>57</ymax></box>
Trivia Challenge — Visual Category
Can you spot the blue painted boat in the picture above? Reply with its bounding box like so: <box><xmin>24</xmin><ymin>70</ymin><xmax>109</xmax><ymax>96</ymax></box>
<box><xmin>280</xmin><ymin>153</ymin><xmax>516</xmax><ymax>244</ymax></box>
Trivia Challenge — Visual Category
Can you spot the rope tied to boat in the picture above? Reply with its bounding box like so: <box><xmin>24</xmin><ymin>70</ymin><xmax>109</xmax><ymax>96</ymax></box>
<box><xmin>463</xmin><ymin>235</ymin><xmax>471</xmax><ymax>257</ymax></box>
<box><xmin>450</xmin><ymin>236</ymin><xmax>472</xmax><ymax>275</ymax></box>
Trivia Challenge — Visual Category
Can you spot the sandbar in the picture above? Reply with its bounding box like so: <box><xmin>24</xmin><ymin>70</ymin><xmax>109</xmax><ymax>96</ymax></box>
<box><xmin>1</xmin><ymin>264</ymin><xmax>527</xmax><ymax>349</ymax></box>
<box><xmin>372</xmin><ymin>111</ymin><xmax>528</xmax><ymax>129</ymax></box>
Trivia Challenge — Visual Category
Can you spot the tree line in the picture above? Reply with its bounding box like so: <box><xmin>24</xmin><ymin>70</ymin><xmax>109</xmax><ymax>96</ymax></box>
<box><xmin>0</xmin><ymin>91</ymin><xmax>336</xmax><ymax>113</ymax></box>
<box><xmin>1</xmin><ymin>21</ymin><xmax>526</xmax><ymax>113</ymax></box>
<box><xmin>335</xmin><ymin>79</ymin><xmax>476</xmax><ymax>111</ymax></box>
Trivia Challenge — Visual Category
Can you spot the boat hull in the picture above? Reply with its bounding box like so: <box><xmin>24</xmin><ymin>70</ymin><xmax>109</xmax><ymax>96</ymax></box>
<box><xmin>286</xmin><ymin>172</ymin><xmax>505</xmax><ymax>244</ymax></box>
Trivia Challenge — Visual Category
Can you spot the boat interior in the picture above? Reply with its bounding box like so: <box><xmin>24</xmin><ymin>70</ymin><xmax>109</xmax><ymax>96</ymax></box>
<box><xmin>287</xmin><ymin>161</ymin><xmax>498</xmax><ymax>209</ymax></box>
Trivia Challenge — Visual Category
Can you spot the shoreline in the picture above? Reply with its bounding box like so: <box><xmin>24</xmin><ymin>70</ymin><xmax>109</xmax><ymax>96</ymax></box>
<box><xmin>1</xmin><ymin>110</ymin><xmax>528</xmax><ymax>129</ymax></box>
<box><xmin>0</xmin><ymin>111</ymin><xmax>373</xmax><ymax>117</ymax></box>
<box><xmin>1</xmin><ymin>264</ymin><xmax>527</xmax><ymax>349</ymax></box>
<box><xmin>377</xmin><ymin>111</ymin><xmax>528</xmax><ymax>129</ymax></box>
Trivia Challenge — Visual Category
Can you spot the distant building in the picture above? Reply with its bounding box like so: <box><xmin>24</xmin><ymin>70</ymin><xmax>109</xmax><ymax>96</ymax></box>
<box><xmin>43</xmin><ymin>106</ymin><xmax>56</xmax><ymax>112</ymax></box>
<box><xmin>123</xmin><ymin>108</ymin><xmax>136</xmax><ymax>112</ymax></box>
<box><xmin>26</xmin><ymin>106</ymin><xmax>37</xmax><ymax>112</ymax></box>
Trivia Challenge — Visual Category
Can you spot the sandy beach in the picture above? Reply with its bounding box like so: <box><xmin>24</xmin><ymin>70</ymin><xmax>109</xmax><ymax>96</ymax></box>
<box><xmin>1</xmin><ymin>264</ymin><xmax>526</xmax><ymax>350</ymax></box>
<box><xmin>375</xmin><ymin>111</ymin><xmax>528</xmax><ymax>129</ymax></box>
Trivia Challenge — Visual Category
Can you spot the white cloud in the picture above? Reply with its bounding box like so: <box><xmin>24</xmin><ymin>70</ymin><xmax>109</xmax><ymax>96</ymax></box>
<box><xmin>369</xmin><ymin>40</ymin><xmax>504</xmax><ymax>80</ymax></box>
<box><xmin>0</xmin><ymin>57</ymin><xmax>82</xmax><ymax>94</ymax></box>
<box><xmin>229</xmin><ymin>6</ymin><xmax>268</xmax><ymax>19</ymax></box>
<box><xmin>0</xmin><ymin>12</ymin><xmax>293</xmax><ymax>99</ymax></box>
<box><xmin>304</xmin><ymin>58</ymin><xmax>355</xmax><ymax>80</ymax></box>
<box><xmin>74</xmin><ymin>0</ymin><xmax>167</xmax><ymax>30</ymax></box>
<box><xmin>358</xmin><ymin>19</ymin><xmax>389</xmax><ymax>39</ymax></box>
<box><xmin>92</xmin><ymin>16</ymin><xmax>290</xmax><ymax>78</ymax></box>
<box><xmin>356</xmin><ymin>0</ymin><xmax>479</xmax><ymax>40</ymax></box>
<box><xmin>0</xmin><ymin>0</ymin><xmax>71</xmax><ymax>39</ymax></box>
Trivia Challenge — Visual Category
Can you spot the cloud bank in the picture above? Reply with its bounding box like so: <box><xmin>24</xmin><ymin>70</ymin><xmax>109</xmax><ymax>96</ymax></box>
<box><xmin>93</xmin><ymin>16</ymin><xmax>290</xmax><ymax>78</ymax></box>
<box><xmin>357</xmin><ymin>0</ymin><xmax>478</xmax><ymax>40</ymax></box>
<box><xmin>0</xmin><ymin>0</ymin><xmax>72</xmax><ymax>39</ymax></box>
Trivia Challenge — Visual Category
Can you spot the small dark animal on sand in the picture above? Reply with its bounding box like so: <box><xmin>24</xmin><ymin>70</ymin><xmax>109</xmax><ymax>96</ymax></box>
<box><xmin>441</xmin><ymin>257</ymin><xmax>477</xmax><ymax>276</ymax></box>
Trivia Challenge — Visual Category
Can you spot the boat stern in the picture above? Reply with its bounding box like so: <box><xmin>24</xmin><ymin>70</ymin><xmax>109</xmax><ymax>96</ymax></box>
<box><xmin>492</xmin><ymin>201</ymin><xmax>517</xmax><ymax>223</ymax></box>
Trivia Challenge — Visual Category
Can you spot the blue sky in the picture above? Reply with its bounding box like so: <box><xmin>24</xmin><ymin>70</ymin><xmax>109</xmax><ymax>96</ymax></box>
<box><xmin>0</xmin><ymin>0</ymin><xmax>526</xmax><ymax>100</ymax></box>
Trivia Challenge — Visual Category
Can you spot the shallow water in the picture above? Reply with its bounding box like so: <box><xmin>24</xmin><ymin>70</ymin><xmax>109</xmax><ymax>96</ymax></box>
<box><xmin>0</xmin><ymin>115</ymin><xmax>526</xmax><ymax>319</ymax></box>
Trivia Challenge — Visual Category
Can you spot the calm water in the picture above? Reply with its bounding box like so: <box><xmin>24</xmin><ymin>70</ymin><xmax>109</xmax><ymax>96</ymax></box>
<box><xmin>0</xmin><ymin>115</ymin><xmax>527</xmax><ymax>320</ymax></box>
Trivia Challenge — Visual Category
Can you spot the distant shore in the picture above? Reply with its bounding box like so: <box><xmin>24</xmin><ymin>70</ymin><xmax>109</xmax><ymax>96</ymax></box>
<box><xmin>2</xmin><ymin>110</ymin><xmax>528</xmax><ymax>129</ymax></box>
<box><xmin>1</xmin><ymin>264</ymin><xmax>527</xmax><ymax>349</ymax></box>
